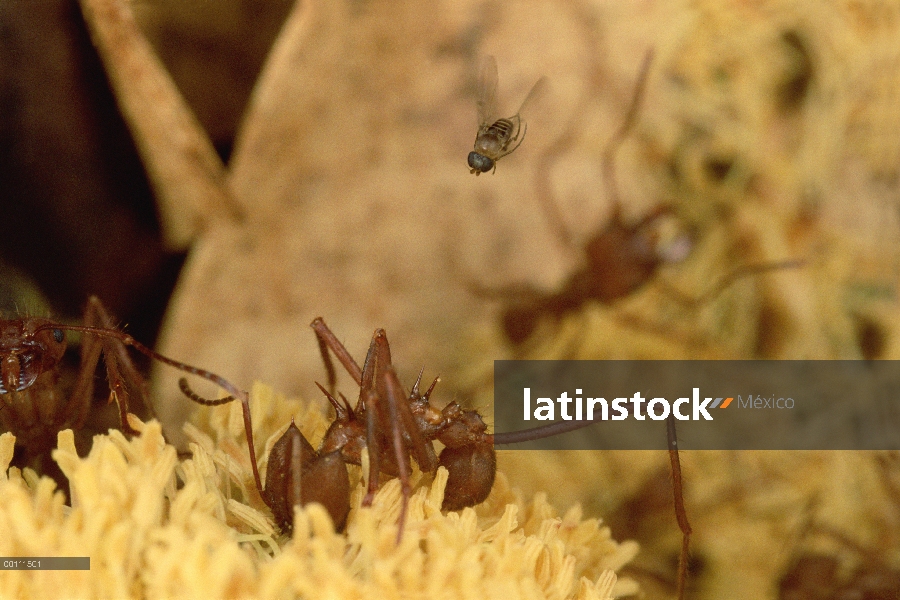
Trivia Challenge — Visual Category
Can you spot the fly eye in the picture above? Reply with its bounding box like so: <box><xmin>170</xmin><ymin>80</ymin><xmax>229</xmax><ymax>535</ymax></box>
<box><xmin>468</xmin><ymin>152</ymin><xmax>493</xmax><ymax>173</ymax></box>
<box><xmin>52</xmin><ymin>328</ymin><xmax>64</xmax><ymax>343</ymax></box>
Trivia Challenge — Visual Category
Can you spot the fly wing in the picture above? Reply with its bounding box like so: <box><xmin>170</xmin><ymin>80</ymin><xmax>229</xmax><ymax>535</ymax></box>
<box><xmin>476</xmin><ymin>55</ymin><xmax>499</xmax><ymax>128</ymax></box>
<box><xmin>513</xmin><ymin>75</ymin><xmax>548</xmax><ymax>120</ymax></box>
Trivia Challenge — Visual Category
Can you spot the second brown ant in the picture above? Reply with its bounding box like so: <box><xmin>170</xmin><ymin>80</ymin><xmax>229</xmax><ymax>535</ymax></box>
<box><xmin>0</xmin><ymin>295</ymin><xmax>255</xmax><ymax>490</ymax></box>
<box><xmin>468</xmin><ymin>50</ymin><xmax>802</xmax><ymax>348</ymax></box>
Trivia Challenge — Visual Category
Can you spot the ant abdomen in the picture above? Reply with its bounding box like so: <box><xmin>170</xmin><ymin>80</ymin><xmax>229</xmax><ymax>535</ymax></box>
<box><xmin>263</xmin><ymin>421</ymin><xmax>351</xmax><ymax>532</ymax></box>
<box><xmin>438</xmin><ymin>443</ymin><xmax>496</xmax><ymax>511</ymax></box>
<box><xmin>436</xmin><ymin>408</ymin><xmax>495</xmax><ymax>511</ymax></box>
<box><xmin>298</xmin><ymin>451</ymin><xmax>350</xmax><ymax>530</ymax></box>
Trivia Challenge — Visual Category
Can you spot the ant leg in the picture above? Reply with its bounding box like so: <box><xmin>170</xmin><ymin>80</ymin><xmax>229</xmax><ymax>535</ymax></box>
<box><xmin>357</xmin><ymin>336</ymin><xmax>381</xmax><ymax>506</ymax></box>
<box><xmin>378</xmin><ymin>366</ymin><xmax>413</xmax><ymax>544</ymax></box>
<box><xmin>361</xmin><ymin>388</ymin><xmax>382</xmax><ymax>508</ymax></box>
<box><xmin>66</xmin><ymin>296</ymin><xmax>146</xmax><ymax>436</ymax></box>
<box><xmin>657</xmin><ymin>259</ymin><xmax>806</xmax><ymax>309</ymax></box>
<box><xmin>311</xmin><ymin>317</ymin><xmax>363</xmax><ymax>388</ymax></box>
<box><xmin>667</xmin><ymin>415</ymin><xmax>691</xmax><ymax>600</ymax></box>
<box><xmin>371</xmin><ymin>331</ymin><xmax>435</xmax><ymax>472</ymax></box>
<box><xmin>533</xmin><ymin>51</ymin><xmax>653</xmax><ymax>250</ymax></box>
<box><xmin>359</xmin><ymin>332</ymin><xmax>383</xmax><ymax>506</ymax></box>
<box><xmin>178</xmin><ymin>378</ymin><xmax>264</xmax><ymax>500</ymax></box>
<box><xmin>231</xmin><ymin>392</ymin><xmax>264</xmax><ymax>499</ymax></box>
<box><xmin>601</xmin><ymin>50</ymin><xmax>654</xmax><ymax>214</ymax></box>
<box><xmin>534</xmin><ymin>110</ymin><xmax>583</xmax><ymax>248</ymax></box>
<box><xmin>355</xmin><ymin>329</ymin><xmax>420</xmax><ymax>543</ymax></box>
<box><xmin>356</xmin><ymin>329</ymin><xmax>380</xmax><ymax>413</ymax></box>
<box><xmin>371</xmin><ymin>328</ymin><xmax>392</xmax><ymax>372</ymax></box>
<box><xmin>286</xmin><ymin>424</ymin><xmax>306</xmax><ymax>531</ymax></box>
<box><xmin>315</xmin><ymin>328</ymin><xmax>338</xmax><ymax>394</ymax></box>
<box><xmin>90</xmin><ymin>297</ymin><xmax>152</xmax><ymax>434</ymax></box>
<box><xmin>65</xmin><ymin>317</ymin><xmax>105</xmax><ymax>432</ymax></box>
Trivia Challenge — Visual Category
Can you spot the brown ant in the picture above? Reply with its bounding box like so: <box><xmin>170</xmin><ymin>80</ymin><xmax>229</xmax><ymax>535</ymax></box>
<box><xmin>179</xmin><ymin>317</ymin><xmax>694</xmax><ymax>599</ymax></box>
<box><xmin>180</xmin><ymin>318</ymin><xmax>498</xmax><ymax>538</ymax></box>
<box><xmin>468</xmin><ymin>50</ymin><xmax>802</xmax><ymax>347</ymax></box>
<box><xmin>0</xmin><ymin>295</ymin><xmax>250</xmax><ymax>485</ymax></box>
<box><xmin>309</xmin><ymin>317</ymin><xmax>497</xmax><ymax>515</ymax></box>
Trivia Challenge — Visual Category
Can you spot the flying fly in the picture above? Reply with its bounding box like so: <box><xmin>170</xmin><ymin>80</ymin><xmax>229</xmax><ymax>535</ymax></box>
<box><xmin>468</xmin><ymin>56</ymin><xmax>546</xmax><ymax>175</ymax></box>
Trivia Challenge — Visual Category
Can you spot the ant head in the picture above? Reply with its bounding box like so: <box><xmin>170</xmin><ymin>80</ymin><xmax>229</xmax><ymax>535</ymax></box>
<box><xmin>0</xmin><ymin>318</ymin><xmax>67</xmax><ymax>393</ymax></box>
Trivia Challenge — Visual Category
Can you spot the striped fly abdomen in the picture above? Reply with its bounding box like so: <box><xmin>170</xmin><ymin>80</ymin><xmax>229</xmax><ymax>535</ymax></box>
<box><xmin>469</xmin><ymin>117</ymin><xmax>521</xmax><ymax>175</ymax></box>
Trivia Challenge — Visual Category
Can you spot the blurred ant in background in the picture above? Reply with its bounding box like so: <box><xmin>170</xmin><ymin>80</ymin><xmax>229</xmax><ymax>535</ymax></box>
<box><xmin>467</xmin><ymin>50</ymin><xmax>802</xmax><ymax>349</ymax></box>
